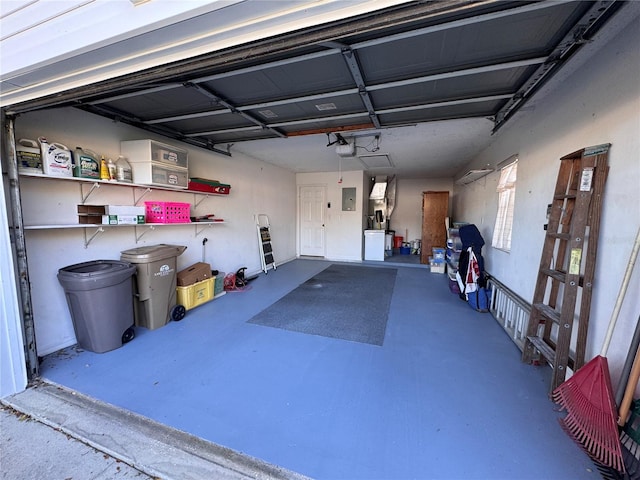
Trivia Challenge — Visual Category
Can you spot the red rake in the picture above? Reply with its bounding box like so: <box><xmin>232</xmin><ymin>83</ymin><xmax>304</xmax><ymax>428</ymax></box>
<box><xmin>553</xmin><ymin>356</ymin><xmax>624</xmax><ymax>471</ymax></box>
<box><xmin>552</xmin><ymin>227</ymin><xmax>640</xmax><ymax>474</ymax></box>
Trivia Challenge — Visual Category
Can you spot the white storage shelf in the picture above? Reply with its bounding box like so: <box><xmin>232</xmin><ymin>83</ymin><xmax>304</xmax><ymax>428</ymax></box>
<box><xmin>20</xmin><ymin>172</ymin><xmax>228</xmax><ymax>247</ymax></box>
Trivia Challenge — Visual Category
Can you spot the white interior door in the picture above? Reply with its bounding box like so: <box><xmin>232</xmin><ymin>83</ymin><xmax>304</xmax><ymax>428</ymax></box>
<box><xmin>299</xmin><ymin>185</ymin><xmax>325</xmax><ymax>257</ymax></box>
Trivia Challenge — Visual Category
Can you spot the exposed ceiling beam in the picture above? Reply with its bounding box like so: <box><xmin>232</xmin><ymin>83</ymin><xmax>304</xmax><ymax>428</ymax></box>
<box><xmin>376</xmin><ymin>94</ymin><xmax>512</xmax><ymax>115</ymax></box>
<box><xmin>336</xmin><ymin>44</ymin><xmax>381</xmax><ymax>129</ymax></box>
<box><xmin>185</xmin><ymin>93</ymin><xmax>512</xmax><ymax>140</ymax></box>
<box><xmin>88</xmin><ymin>50</ymin><xmax>343</xmax><ymax>106</ymax></box>
<box><xmin>493</xmin><ymin>0</ymin><xmax>624</xmax><ymax>132</ymax></box>
<box><xmin>87</xmin><ymin>84</ymin><xmax>181</xmax><ymax>105</ymax></box>
<box><xmin>366</xmin><ymin>57</ymin><xmax>547</xmax><ymax>91</ymax></box>
<box><xmin>186</xmin><ymin>82</ymin><xmax>287</xmax><ymax>138</ymax></box>
<box><xmin>145</xmin><ymin>108</ymin><xmax>231</xmax><ymax>124</ymax></box>
<box><xmin>286</xmin><ymin>124</ymin><xmax>376</xmax><ymax>137</ymax></box>
<box><xmin>143</xmin><ymin>57</ymin><xmax>545</xmax><ymax>125</ymax></box>
<box><xmin>184</xmin><ymin>125</ymin><xmax>263</xmax><ymax>137</ymax></box>
<box><xmin>78</xmin><ymin>103</ymin><xmax>232</xmax><ymax>156</ymax></box>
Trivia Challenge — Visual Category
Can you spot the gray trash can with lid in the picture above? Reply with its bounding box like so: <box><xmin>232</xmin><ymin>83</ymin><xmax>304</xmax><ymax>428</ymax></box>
<box><xmin>58</xmin><ymin>260</ymin><xmax>136</xmax><ymax>353</ymax></box>
<box><xmin>120</xmin><ymin>244</ymin><xmax>186</xmax><ymax>330</ymax></box>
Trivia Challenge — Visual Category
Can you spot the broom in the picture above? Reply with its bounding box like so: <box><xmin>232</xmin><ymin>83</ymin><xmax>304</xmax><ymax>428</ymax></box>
<box><xmin>552</xmin><ymin>227</ymin><xmax>640</xmax><ymax>472</ymax></box>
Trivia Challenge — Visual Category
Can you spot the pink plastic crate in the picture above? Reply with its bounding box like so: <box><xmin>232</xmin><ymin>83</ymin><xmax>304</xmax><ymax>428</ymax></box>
<box><xmin>144</xmin><ymin>201</ymin><xmax>191</xmax><ymax>223</ymax></box>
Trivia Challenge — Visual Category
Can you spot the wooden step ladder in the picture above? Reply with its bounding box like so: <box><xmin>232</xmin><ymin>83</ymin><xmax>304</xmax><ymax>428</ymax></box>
<box><xmin>522</xmin><ymin>144</ymin><xmax>610</xmax><ymax>393</ymax></box>
<box><xmin>256</xmin><ymin>214</ymin><xmax>277</xmax><ymax>274</ymax></box>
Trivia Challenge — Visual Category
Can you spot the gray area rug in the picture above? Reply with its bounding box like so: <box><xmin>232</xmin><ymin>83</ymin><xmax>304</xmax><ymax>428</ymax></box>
<box><xmin>248</xmin><ymin>264</ymin><xmax>397</xmax><ymax>346</ymax></box>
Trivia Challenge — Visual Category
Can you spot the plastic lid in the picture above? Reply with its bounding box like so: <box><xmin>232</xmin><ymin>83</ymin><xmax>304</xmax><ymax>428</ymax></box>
<box><xmin>120</xmin><ymin>244</ymin><xmax>187</xmax><ymax>263</ymax></box>
<box><xmin>58</xmin><ymin>260</ymin><xmax>134</xmax><ymax>278</ymax></box>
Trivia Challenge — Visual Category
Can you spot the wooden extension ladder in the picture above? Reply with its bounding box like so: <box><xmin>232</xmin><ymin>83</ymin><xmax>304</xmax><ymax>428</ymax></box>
<box><xmin>522</xmin><ymin>144</ymin><xmax>610</xmax><ymax>393</ymax></box>
<box><xmin>256</xmin><ymin>214</ymin><xmax>277</xmax><ymax>274</ymax></box>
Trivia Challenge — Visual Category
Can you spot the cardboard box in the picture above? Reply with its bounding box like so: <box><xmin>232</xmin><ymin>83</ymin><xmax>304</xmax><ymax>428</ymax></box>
<box><xmin>177</xmin><ymin>262</ymin><xmax>212</xmax><ymax>286</ymax></box>
<box><xmin>105</xmin><ymin>205</ymin><xmax>145</xmax><ymax>216</ymax></box>
<box><xmin>78</xmin><ymin>205</ymin><xmax>145</xmax><ymax>215</ymax></box>
<box><xmin>78</xmin><ymin>215</ymin><xmax>103</xmax><ymax>225</ymax></box>
<box><xmin>102</xmin><ymin>215</ymin><xmax>145</xmax><ymax>225</ymax></box>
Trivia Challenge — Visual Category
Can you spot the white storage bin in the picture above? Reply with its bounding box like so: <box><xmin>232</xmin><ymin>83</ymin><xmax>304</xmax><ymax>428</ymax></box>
<box><xmin>130</xmin><ymin>162</ymin><xmax>188</xmax><ymax>189</ymax></box>
<box><xmin>121</xmin><ymin>139</ymin><xmax>188</xmax><ymax>169</ymax></box>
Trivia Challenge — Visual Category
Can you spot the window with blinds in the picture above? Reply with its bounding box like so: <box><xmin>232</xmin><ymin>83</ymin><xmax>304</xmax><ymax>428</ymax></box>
<box><xmin>492</xmin><ymin>160</ymin><xmax>518</xmax><ymax>251</ymax></box>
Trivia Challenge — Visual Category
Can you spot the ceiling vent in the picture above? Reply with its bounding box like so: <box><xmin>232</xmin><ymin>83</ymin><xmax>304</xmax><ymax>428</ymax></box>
<box><xmin>359</xmin><ymin>154</ymin><xmax>393</xmax><ymax>169</ymax></box>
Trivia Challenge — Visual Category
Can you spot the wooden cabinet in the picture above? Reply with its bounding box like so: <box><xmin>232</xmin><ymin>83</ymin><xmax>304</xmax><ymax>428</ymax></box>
<box><xmin>421</xmin><ymin>191</ymin><xmax>449</xmax><ymax>264</ymax></box>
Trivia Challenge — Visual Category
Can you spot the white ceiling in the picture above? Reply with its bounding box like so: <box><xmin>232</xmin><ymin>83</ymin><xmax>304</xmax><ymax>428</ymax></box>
<box><xmin>232</xmin><ymin>118</ymin><xmax>495</xmax><ymax>178</ymax></box>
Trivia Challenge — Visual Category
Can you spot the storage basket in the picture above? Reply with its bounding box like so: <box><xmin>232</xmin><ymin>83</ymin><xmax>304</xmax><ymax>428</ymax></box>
<box><xmin>176</xmin><ymin>277</ymin><xmax>214</xmax><ymax>310</ymax></box>
<box><xmin>145</xmin><ymin>201</ymin><xmax>191</xmax><ymax>223</ymax></box>
<box><xmin>214</xmin><ymin>274</ymin><xmax>225</xmax><ymax>297</ymax></box>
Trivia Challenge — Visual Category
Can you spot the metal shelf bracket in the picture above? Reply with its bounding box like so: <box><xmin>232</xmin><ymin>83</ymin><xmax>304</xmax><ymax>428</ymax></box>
<box><xmin>134</xmin><ymin>187</ymin><xmax>153</xmax><ymax>206</ymax></box>
<box><xmin>80</xmin><ymin>182</ymin><xmax>101</xmax><ymax>204</ymax></box>
<box><xmin>134</xmin><ymin>225</ymin><xmax>155</xmax><ymax>243</ymax></box>
<box><xmin>83</xmin><ymin>226</ymin><xmax>104</xmax><ymax>248</ymax></box>
<box><xmin>194</xmin><ymin>193</ymin><xmax>211</xmax><ymax>208</ymax></box>
<box><xmin>195</xmin><ymin>223</ymin><xmax>213</xmax><ymax>237</ymax></box>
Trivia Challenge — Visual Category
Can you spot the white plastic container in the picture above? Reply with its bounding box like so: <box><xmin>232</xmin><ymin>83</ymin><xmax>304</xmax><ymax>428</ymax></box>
<box><xmin>121</xmin><ymin>139</ymin><xmax>188</xmax><ymax>189</ymax></box>
<box><xmin>121</xmin><ymin>139</ymin><xmax>188</xmax><ymax>169</ymax></box>
<box><xmin>130</xmin><ymin>163</ymin><xmax>188</xmax><ymax>189</ymax></box>
<box><xmin>38</xmin><ymin>137</ymin><xmax>72</xmax><ymax>177</ymax></box>
<box><xmin>17</xmin><ymin>139</ymin><xmax>43</xmax><ymax>174</ymax></box>
<box><xmin>115</xmin><ymin>155</ymin><xmax>133</xmax><ymax>183</ymax></box>
<box><xmin>107</xmin><ymin>158</ymin><xmax>117</xmax><ymax>181</ymax></box>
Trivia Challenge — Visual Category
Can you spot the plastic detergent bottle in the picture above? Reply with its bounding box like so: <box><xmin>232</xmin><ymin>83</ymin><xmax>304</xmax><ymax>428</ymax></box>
<box><xmin>107</xmin><ymin>158</ymin><xmax>117</xmax><ymax>181</ymax></box>
<box><xmin>115</xmin><ymin>155</ymin><xmax>133</xmax><ymax>183</ymax></box>
<box><xmin>74</xmin><ymin>147</ymin><xmax>100</xmax><ymax>179</ymax></box>
<box><xmin>38</xmin><ymin>137</ymin><xmax>72</xmax><ymax>177</ymax></box>
<box><xmin>100</xmin><ymin>156</ymin><xmax>109</xmax><ymax>180</ymax></box>
<box><xmin>17</xmin><ymin>139</ymin><xmax>42</xmax><ymax>174</ymax></box>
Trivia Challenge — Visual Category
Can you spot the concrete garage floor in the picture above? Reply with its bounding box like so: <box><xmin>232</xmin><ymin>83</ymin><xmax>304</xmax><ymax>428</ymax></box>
<box><xmin>35</xmin><ymin>259</ymin><xmax>598</xmax><ymax>479</ymax></box>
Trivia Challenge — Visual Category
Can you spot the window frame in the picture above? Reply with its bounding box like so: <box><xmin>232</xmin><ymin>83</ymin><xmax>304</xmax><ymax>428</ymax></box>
<box><xmin>492</xmin><ymin>159</ymin><xmax>518</xmax><ymax>252</ymax></box>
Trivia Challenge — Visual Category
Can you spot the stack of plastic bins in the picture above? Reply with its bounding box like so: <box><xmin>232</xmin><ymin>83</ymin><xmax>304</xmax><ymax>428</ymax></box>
<box><xmin>57</xmin><ymin>260</ymin><xmax>137</xmax><ymax>353</ymax></box>
<box><xmin>446</xmin><ymin>228</ymin><xmax>463</xmax><ymax>293</ymax></box>
<box><xmin>120</xmin><ymin>244</ymin><xmax>186</xmax><ymax>330</ymax></box>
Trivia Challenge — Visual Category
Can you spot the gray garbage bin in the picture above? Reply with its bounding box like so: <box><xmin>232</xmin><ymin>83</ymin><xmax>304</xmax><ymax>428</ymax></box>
<box><xmin>120</xmin><ymin>244</ymin><xmax>187</xmax><ymax>330</ymax></box>
<box><xmin>58</xmin><ymin>260</ymin><xmax>137</xmax><ymax>353</ymax></box>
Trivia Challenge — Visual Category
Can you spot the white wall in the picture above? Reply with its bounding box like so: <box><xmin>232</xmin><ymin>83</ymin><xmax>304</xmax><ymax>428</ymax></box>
<box><xmin>391</xmin><ymin>177</ymin><xmax>453</xmax><ymax>245</ymax></box>
<box><xmin>296</xmin><ymin>170</ymin><xmax>365</xmax><ymax>262</ymax></box>
<box><xmin>453</xmin><ymin>17</ymin><xmax>640</xmax><ymax>386</ymax></box>
<box><xmin>14</xmin><ymin>107</ymin><xmax>297</xmax><ymax>355</ymax></box>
